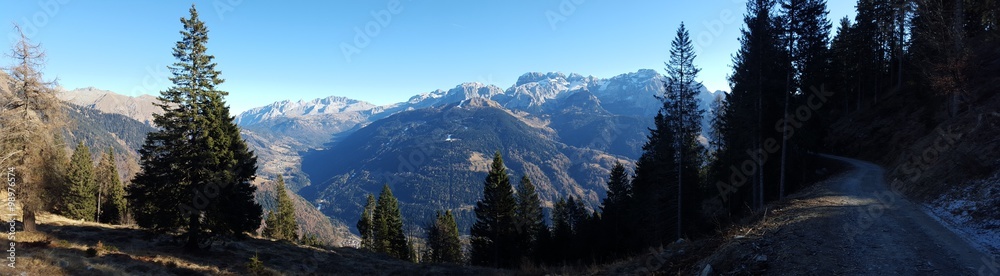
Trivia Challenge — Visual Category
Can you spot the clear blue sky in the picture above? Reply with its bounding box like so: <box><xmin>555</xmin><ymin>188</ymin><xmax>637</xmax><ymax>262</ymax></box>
<box><xmin>2</xmin><ymin>0</ymin><xmax>856</xmax><ymax>113</ymax></box>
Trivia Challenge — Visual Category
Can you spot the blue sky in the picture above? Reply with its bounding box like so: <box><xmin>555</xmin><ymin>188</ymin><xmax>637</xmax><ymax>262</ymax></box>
<box><xmin>2</xmin><ymin>0</ymin><xmax>856</xmax><ymax>113</ymax></box>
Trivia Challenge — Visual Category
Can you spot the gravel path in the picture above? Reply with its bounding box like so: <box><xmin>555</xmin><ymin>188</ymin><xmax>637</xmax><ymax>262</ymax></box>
<box><xmin>750</xmin><ymin>155</ymin><xmax>994</xmax><ymax>275</ymax></box>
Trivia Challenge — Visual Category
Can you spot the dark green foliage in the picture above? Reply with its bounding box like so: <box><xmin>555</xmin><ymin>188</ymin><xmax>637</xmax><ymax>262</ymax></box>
<box><xmin>128</xmin><ymin>5</ymin><xmax>262</xmax><ymax>251</ymax></box>
<box><xmin>299</xmin><ymin>234</ymin><xmax>324</xmax><ymax>247</ymax></box>
<box><xmin>64</xmin><ymin>105</ymin><xmax>156</xmax><ymax>155</ymax></box>
<box><xmin>96</xmin><ymin>148</ymin><xmax>127</xmax><ymax>224</ymax></box>
<box><xmin>598</xmin><ymin>162</ymin><xmax>631</xmax><ymax>259</ymax></box>
<box><xmin>372</xmin><ymin>184</ymin><xmax>410</xmax><ymax>260</ymax></box>
<box><xmin>64</xmin><ymin>141</ymin><xmax>96</xmax><ymax>221</ymax></box>
<box><xmin>264</xmin><ymin>175</ymin><xmax>298</xmax><ymax>241</ymax></box>
<box><xmin>299</xmin><ymin>101</ymin><xmax>617</xmax><ymax>236</ymax></box>
<box><xmin>470</xmin><ymin>151</ymin><xmax>519</xmax><ymax>268</ymax></box>
<box><xmin>711</xmin><ymin>0</ymin><xmax>789</xmax><ymax>217</ymax></box>
<box><xmin>514</xmin><ymin>175</ymin><xmax>547</xmax><ymax>263</ymax></box>
<box><xmin>663</xmin><ymin>22</ymin><xmax>707</xmax><ymax>239</ymax></box>
<box><xmin>426</xmin><ymin>210</ymin><xmax>463</xmax><ymax>264</ymax></box>
<box><xmin>548</xmin><ymin>196</ymin><xmax>593</xmax><ymax>263</ymax></box>
<box><xmin>357</xmin><ymin>194</ymin><xmax>376</xmax><ymax>250</ymax></box>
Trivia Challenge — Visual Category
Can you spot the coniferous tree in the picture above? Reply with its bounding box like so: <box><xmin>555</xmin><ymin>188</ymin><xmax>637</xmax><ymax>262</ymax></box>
<box><xmin>95</xmin><ymin>148</ymin><xmax>126</xmax><ymax>224</ymax></box>
<box><xmin>550</xmin><ymin>197</ymin><xmax>572</xmax><ymax>263</ymax></box>
<box><xmin>630</xmin><ymin>111</ymin><xmax>679</xmax><ymax>249</ymax></box>
<box><xmin>357</xmin><ymin>193</ymin><xmax>376</xmax><ymax>250</ymax></box>
<box><xmin>427</xmin><ymin>210</ymin><xmax>463</xmax><ymax>264</ymax></box>
<box><xmin>663</xmin><ymin>22</ymin><xmax>706</xmax><ymax>239</ymax></box>
<box><xmin>513</xmin><ymin>175</ymin><xmax>547</xmax><ymax>262</ymax></box>
<box><xmin>128</xmin><ymin>5</ymin><xmax>262</xmax><ymax>251</ymax></box>
<box><xmin>1</xmin><ymin>26</ymin><xmax>67</xmax><ymax>232</ymax></box>
<box><xmin>599</xmin><ymin>162</ymin><xmax>631</xmax><ymax>258</ymax></box>
<box><xmin>65</xmin><ymin>141</ymin><xmax>96</xmax><ymax>221</ymax></box>
<box><xmin>714</xmin><ymin>0</ymin><xmax>787</xmax><ymax>215</ymax></box>
<box><xmin>470</xmin><ymin>151</ymin><xmax>518</xmax><ymax>268</ymax></box>
<box><xmin>778</xmin><ymin>0</ymin><xmax>832</xmax><ymax>198</ymax></box>
<box><xmin>264</xmin><ymin>175</ymin><xmax>299</xmax><ymax>241</ymax></box>
<box><xmin>373</xmin><ymin>184</ymin><xmax>410</xmax><ymax>260</ymax></box>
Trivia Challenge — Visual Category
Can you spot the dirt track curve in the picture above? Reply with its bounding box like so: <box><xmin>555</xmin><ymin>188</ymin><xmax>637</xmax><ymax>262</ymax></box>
<box><xmin>749</xmin><ymin>155</ymin><xmax>994</xmax><ymax>275</ymax></box>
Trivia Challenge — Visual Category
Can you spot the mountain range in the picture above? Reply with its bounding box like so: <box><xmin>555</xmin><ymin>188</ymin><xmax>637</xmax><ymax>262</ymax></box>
<box><xmin>58</xmin><ymin>69</ymin><xmax>722</xmax><ymax>237</ymax></box>
<box><xmin>235</xmin><ymin>69</ymin><xmax>721</xmax><ymax>233</ymax></box>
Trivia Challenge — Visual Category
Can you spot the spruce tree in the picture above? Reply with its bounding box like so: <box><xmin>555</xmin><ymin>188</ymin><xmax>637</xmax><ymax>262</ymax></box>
<box><xmin>427</xmin><ymin>210</ymin><xmax>463</xmax><ymax>264</ymax></box>
<box><xmin>264</xmin><ymin>175</ymin><xmax>299</xmax><ymax>241</ymax></box>
<box><xmin>630</xmin><ymin>101</ymin><xmax>679</xmax><ymax>248</ymax></box>
<box><xmin>357</xmin><ymin>193</ymin><xmax>376</xmax><ymax>250</ymax></box>
<box><xmin>373</xmin><ymin>184</ymin><xmax>410</xmax><ymax>260</ymax></box>
<box><xmin>470</xmin><ymin>151</ymin><xmax>518</xmax><ymax>268</ymax></box>
<box><xmin>600</xmin><ymin>162</ymin><xmax>631</xmax><ymax>257</ymax></box>
<box><xmin>663</xmin><ymin>22</ymin><xmax>706</xmax><ymax>239</ymax></box>
<box><xmin>128</xmin><ymin>5</ymin><xmax>262</xmax><ymax>251</ymax></box>
<box><xmin>96</xmin><ymin>148</ymin><xmax>127</xmax><ymax>224</ymax></box>
<box><xmin>778</xmin><ymin>0</ymin><xmax>831</xmax><ymax>198</ymax></box>
<box><xmin>715</xmin><ymin>0</ymin><xmax>787</xmax><ymax>215</ymax></box>
<box><xmin>514</xmin><ymin>175</ymin><xmax>546</xmax><ymax>262</ymax></box>
<box><xmin>65</xmin><ymin>141</ymin><xmax>96</xmax><ymax>221</ymax></box>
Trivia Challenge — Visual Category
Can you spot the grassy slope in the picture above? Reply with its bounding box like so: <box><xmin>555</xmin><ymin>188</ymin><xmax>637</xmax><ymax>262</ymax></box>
<box><xmin>5</xmin><ymin>213</ymin><xmax>502</xmax><ymax>275</ymax></box>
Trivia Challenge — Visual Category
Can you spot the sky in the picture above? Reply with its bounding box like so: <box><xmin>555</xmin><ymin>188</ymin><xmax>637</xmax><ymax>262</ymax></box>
<box><xmin>2</xmin><ymin>0</ymin><xmax>857</xmax><ymax>114</ymax></box>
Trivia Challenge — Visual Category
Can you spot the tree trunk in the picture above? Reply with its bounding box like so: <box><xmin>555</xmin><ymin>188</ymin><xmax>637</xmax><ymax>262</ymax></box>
<box><xmin>22</xmin><ymin>209</ymin><xmax>36</xmax><ymax>232</ymax></box>
<box><xmin>184</xmin><ymin>213</ymin><xmax>201</xmax><ymax>251</ymax></box>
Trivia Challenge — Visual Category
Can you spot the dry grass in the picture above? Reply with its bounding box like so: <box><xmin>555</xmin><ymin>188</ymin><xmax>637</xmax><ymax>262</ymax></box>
<box><xmin>1</xmin><ymin>212</ymin><xmax>506</xmax><ymax>275</ymax></box>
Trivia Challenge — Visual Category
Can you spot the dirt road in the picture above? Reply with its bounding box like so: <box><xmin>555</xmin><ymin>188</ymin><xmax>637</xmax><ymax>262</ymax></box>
<box><xmin>729</xmin><ymin>155</ymin><xmax>995</xmax><ymax>275</ymax></box>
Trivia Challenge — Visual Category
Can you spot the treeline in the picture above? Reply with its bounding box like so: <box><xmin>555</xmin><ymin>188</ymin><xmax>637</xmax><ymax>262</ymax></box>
<box><xmin>357</xmin><ymin>0</ymin><xmax>1000</xmax><ymax>269</ymax></box>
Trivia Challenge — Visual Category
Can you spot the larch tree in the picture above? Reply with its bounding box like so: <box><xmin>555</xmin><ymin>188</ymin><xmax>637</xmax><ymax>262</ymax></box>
<box><xmin>0</xmin><ymin>25</ymin><xmax>67</xmax><ymax>232</ymax></box>
<box><xmin>264</xmin><ymin>175</ymin><xmax>299</xmax><ymax>242</ymax></box>
<box><xmin>128</xmin><ymin>5</ymin><xmax>262</xmax><ymax>251</ymax></box>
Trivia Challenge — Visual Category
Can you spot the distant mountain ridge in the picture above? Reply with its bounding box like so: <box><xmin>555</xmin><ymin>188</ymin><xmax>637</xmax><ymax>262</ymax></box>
<box><xmin>235</xmin><ymin>69</ymin><xmax>711</xmax><ymax>127</ymax></box>
<box><xmin>57</xmin><ymin>87</ymin><xmax>161</xmax><ymax>126</ymax></box>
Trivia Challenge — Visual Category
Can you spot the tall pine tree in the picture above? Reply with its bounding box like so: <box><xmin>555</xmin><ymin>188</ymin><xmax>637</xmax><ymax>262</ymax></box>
<box><xmin>264</xmin><ymin>175</ymin><xmax>299</xmax><ymax>241</ymax></box>
<box><xmin>513</xmin><ymin>175</ymin><xmax>547</xmax><ymax>263</ymax></box>
<box><xmin>427</xmin><ymin>210</ymin><xmax>463</xmax><ymax>264</ymax></box>
<box><xmin>470</xmin><ymin>151</ymin><xmax>518</xmax><ymax>268</ymax></box>
<box><xmin>96</xmin><ymin>148</ymin><xmax>127</xmax><ymax>224</ymax></box>
<box><xmin>357</xmin><ymin>193</ymin><xmax>377</xmax><ymax>250</ymax></box>
<box><xmin>599</xmin><ymin>162</ymin><xmax>631</xmax><ymax>258</ymax></box>
<box><xmin>373</xmin><ymin>184</ymin><xmax>410</xmax><ymax>260</ymax></box>
<box><xmin>663</xmin><ymin>22</ymin><xmax>706</xmax><ymax>239</ymax></box>
<box><xmin>65</xmin><ymin>141</ymin><xmax>96</xmax><ymax>221</ymax></box>
<box><xmin>128</xmin><ymin>5</ymin><xmax>262</xmax><ymax>251</ymax></box>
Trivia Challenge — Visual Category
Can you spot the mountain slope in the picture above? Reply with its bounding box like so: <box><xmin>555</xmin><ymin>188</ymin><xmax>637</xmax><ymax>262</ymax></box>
<box><xmin>58</xmin><ymin>87</ymin><xmax>160</xmax><ymax>126</ymax></box>
<box><xmin>299</xmin><ymin>98</ymin><xmax>629</xmax><ymax>233</ymax></box>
